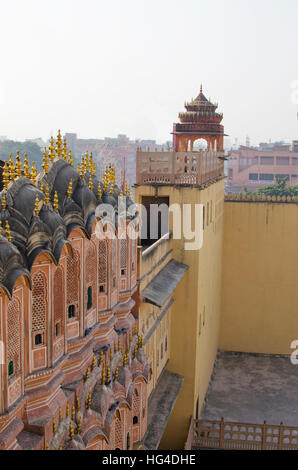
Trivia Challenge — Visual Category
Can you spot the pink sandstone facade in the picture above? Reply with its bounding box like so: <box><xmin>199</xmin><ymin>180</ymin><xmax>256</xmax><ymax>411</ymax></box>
<box><xmin>0</xmin><ymin>135</ymin><xmax>149</xmax><ymax>450</ymax></box>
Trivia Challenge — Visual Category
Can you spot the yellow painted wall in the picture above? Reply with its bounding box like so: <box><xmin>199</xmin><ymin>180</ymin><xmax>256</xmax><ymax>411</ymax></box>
<box><xmin>220</xmin><ymin>201</ymin><xmax>298</xmax><ymax>355</ymax></box>
<box><xmin>135</xmin><ymin>178</ymin><xmax>225</xmax><ymax>449</ymax></box>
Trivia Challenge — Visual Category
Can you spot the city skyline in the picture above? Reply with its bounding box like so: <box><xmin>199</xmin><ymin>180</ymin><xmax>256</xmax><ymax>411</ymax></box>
<box><xmin>0</xmin><ymin>0</ymin><xmax>298</xmax><ymax>146</ymax></box>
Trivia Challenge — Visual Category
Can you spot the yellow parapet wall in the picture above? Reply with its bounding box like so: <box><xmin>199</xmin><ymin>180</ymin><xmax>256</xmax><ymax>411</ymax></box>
<box><xmin>220</xmin><ymin>200</ymin><xmax>298</xmax><ymax>355</ymax></box>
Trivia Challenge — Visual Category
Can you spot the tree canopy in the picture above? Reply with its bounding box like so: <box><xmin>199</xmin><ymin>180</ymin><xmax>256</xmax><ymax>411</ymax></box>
<box><xmin>0</xmin><ymin>140</ymin><xmax>43</xmax><ymax>170</ymax></box>
<box><xmin>240</xmin><ymin>176</ymin><xmax>298</xmax><ymax>197</ymax></box>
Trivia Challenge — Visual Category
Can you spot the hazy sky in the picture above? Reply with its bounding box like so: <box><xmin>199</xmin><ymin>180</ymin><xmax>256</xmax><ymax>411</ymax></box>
<box><xmin>0</xmin><ymin>0</ymin><xmax>298</xmax><ymax>146</ymax></box>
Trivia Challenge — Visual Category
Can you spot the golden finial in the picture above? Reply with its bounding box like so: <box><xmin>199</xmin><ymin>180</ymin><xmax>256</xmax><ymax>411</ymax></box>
<box><xmin>84</xmin><ymin>366</ymin><xmax>90</xmax><ymax>383</ymax></box>
<box><xmin>56</xmin><ymin>130</ymin><xmax>63</xmax><ymax>159</ymax></box>
<box><xmin>63</xmin><ymin>138</ymin><xmax>68</xmax><ymax>161</ymax></box>
<box><xmin>123</xmin><ymin>353</ymin><xmax>128</xmax><ymax>367</ymax></box>
<box><xmin>109</xmin><ymin>182</ymin><xmax>114</xmax><ymax>195</ymax></box>
<box><xmin>85</xmin><ymin>151</ymin><xmax>90</xmax><ymax>171</ymax></box>
<box><xmin>68</xmin><ymin>149</ymin><xmax>73</xmax><ymax>166</ymax></box>
<box><xmin>86</xmin><ymin>392</ymin><xmax>91</xmax><ymax>410</ymax></box>
<box><xmin>120</xmin><ymin>188</ymin><xmax>123</xmax><ymax>201</ymax></box>
<box><xmin>0</xmin><ymin>220</ymin><xmax>2</xmax><ymax>236</ymax></box>
<box><xmin>125</xmin><ymin>181</ymin><xmax>130</xmax><ymax>196</ymax></box>
<box><xmin>138</xmin><ymin>334</ymin><xmax>143</xmax><ymax>349</ymax></box>
<box><xmin>40</xmin><ymin>183</ymin><xmax>44</xmax><ymax>193</ymax></box>
<box><xmin>59</xmin><ymin>407</ymin><xmax>63</xmax><ymax>423</ymax></box>
<box><xmin>71</xmin><ymin>405</ymin><xmax>76</xmax><ymax>421</ymax></box>
<box><xmin>114</xmin><ymin>367</ymin><xmax>118</xmax><ymax>381</ymax></box>
<box><xmin>114</xmin><ymin>341</ymin><xmax>117</xmax><ymax>353</ymax></box>
<box><xmin>67</xmin><ymin>179</ymin><xmax>73</xmax><ymax>198</ymax></box>
<box><xmin>34</xmin><ymin>195</ymin><xmax>40</xmax><ymax>217</ymax></box>
<box><xmin>98</xmin><ymin>182</ymin><xmax>102</xmax><ymax>199</ymax></box>
<box><xmin>88</xmin><ymin>174</ymin><xmax>93</xmax><ymax>191</ymax></box>
<box><xmin>58</xmin><ymin>445</ymin><xmax>63</xmax><ymax>450</ymax></box>
<box><xmin>66</xmin><ymin>404</ymin><xmax>70</xmax><ymax>418</ymax></box>
<box><xmin>45</xmin><ymin>184</ymin><xmax>50</xmax><ymax>204</ymax></box>
<box><xmin>15</xmin><ymin>151</ymin><xmax>22</xmax><ymax>178</ymax></box>
<box><xmin>91</xmin><ymin>355</ymin><xmax>96</xmax><ymax>372</ymax></box>
<box><xmin>9</xmin><ymin>154</ymin><xmax>15</xmax><ymax>182</ymax></box>
<box><xmin>53</xmin><ymin>191</ymin><xmax>59</xmax><ymax>212</ymax></box>
<box><xmin>45</xmin><ymin>442</ymin><xmax>50</xmax><ymax>450</ymax></box>
<box><xmin>49</xmin><ymin>136</ymin><xmax>55</xmax><ymax>162</ymax></box>
<box><xmin>98</xmin><ymin>350</ymin><xmax>103</xmax><ymax>367</ymax></box>
<box><xmin>2</xmin><ymin>161</ymin><xmax>9</xmax><ymax>189</ymax></box>
<box><xmin>2</xmin><ymin>193</ymin><xmax>6</xmax><ymax>210</ymax></box>
<box><xmin>42</xmin><ymin>148</ymin><xmax>49</xmax><ymax>174</ymax></box>
<box><xmin>90</xmin><ymin>152</ymin><xmax>96</xmax><ymax>175</ymax></box>
<box><xmin>75</xmin><ymin>397</ymin><xmax>80</xmax><ymax>412</ymax></box>
<box><xmin>129</xmin><ymin>332</ymin><xmax>132</xmax><ymax>344</ymax></box>
<box><xmin>81</xmin><ymin>155</ymin><xmax>86</xmax><ymax>174</ymax></box>
<box><xmin>5</xmin><ymin>220</ymin><xmax>12</xmax><ymax>242</ymax></box>
<box><xmin>23</xmin><ymin>153</ymin><xmax>30</xmax><ymax>179</ymax></box>
<box><xmin>101</xmin><ymin>363</ymin><xmax>106</xmax><ymax>385</ymax></box>
<box><xmin>76</xmin><ymin>416</ymin><xmax>81</xmax><ymax>435</ymax></box>
<box><xmin>106</xmin><ymin>364</ymin><xmax>111</xmax><ymax>383</ymax></box>
<box><xmin>31</xmin><ymin>161</ymin><xmax>37</xmax><ymax>184</ymax></box>
<box><xmin>53</xmin><ymin>421</ymin><xmax>57</xmax><ymax>435</ymax></box>
<box><xmin>69</xmin><ymin>422</ymin><xmax>74</xmax><ymax>441</ymax></box>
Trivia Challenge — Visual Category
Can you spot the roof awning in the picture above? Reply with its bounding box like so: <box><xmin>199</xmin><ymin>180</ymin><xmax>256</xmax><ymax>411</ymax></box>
<box><xmin>141</xmin><ymin>259</ymin><xmax>188</xmax><ymax>307</ymax></box>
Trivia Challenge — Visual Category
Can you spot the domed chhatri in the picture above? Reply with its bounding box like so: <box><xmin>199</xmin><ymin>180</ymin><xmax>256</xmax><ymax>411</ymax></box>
<box><xmin>173</xmin><ymin>84</ymin><xmax>226</xmax><ymax>152</ymax></box>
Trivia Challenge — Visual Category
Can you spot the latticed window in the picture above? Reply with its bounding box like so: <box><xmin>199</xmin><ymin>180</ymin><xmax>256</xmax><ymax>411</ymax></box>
<box><xmin>132</xmin><ymin>389</ymin><xmax>140</xmax><ymax>425</ymax></box>
<box><xmin>120</xmin><ymin>238</ymin><xmax>127</xmax><ymax>269</ymax></box>
<box><xmin>115</xmin><ymin>411</ymin><xmax>123</xmax><ymax>449</ymax></box>
<box><xmin>32</xmin><ymin>271</ymin><xmax>47</xmax><ymax>339</ymax></box>
<box><xmin>54</xmin><ymin>267</ymin><xmax>64</xmax><ymax>336</ymax></box>
<box><xmin>7</xmin><ymin>298</ymin><xmax>21</xmax><ymax>377</ymax></box>
<box><xmin>111</xmin><ymin>238</ymin><xmax>117</xmax><ymax>289</ymax></box>
<box><xmin>66</xmin><ymin>250</ymin><xmax>80</xmax><ymax>318</ymax></box>
<box><xmin>98</xmin><ymin>240</ymin><xmax>107</xmax><ymax>291</ymax></box>
<box><xmin>86</xmin><ymin>243</ymin><xmax>96</xmax><ymax>310</ymax></box>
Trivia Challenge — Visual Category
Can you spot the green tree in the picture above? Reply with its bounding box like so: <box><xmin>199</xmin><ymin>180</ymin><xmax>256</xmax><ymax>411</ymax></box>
<box><xmin>255</xmin><ymin>176</ymin><xmax>298</xmax><ymax>197</ymax></box>
<box><xmin>0</xmin><ymin>140</ymin><xmax>43</xmax><ymax>170</ymax></box>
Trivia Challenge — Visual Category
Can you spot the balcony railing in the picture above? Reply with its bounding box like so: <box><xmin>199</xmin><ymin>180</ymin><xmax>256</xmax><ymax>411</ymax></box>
<box><xmin>136</xmin><ymin>150</ymin><xmax>225</xmax><ymax>186</ymax></box>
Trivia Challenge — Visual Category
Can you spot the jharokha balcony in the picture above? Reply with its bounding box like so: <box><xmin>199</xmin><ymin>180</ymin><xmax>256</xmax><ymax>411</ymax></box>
<box><xmin>135</xmin><ymin>148</ymin><xmax>226</xmax><ymax>186</ymax></box>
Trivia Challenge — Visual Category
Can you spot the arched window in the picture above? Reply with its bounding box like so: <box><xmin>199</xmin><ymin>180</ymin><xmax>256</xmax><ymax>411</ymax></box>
<box><xmin>8</xmin><ymin>360</ymin><xmax>14</xmax><ymax>376</ymax></box>
<box><xmin>87</xmin><ymin>286</ymin><xmax>92</xmax><ymax>310</ymax></box>
<box><xmin>32</xmin><ymin>271</ymin><xmax>47</xmax><ymax>345</ymax></box>
<box><xmin>133</xmin><ymin>416</ymin><xmax>138</xmax><ymax>424</ymax></box>
<box><xmin>98</xmin><ymin>240</ymin><xmax>107</xmax><ymax>292</ymax></box>
<box><xmin>54</xmin><ymin>267</ymin><xmax>64</xmax><ymax>337</ymax></box>
<box><xmin>86</xmin><ymin>243</ymin><xmax>96</xmax><ymax>311</ymax></box>
<box><xmin>7</xmin><ymin>298</ymin><xmax>21</xmax><ymax>379</ymax></box>
<box><xmin>66</xmin><ymin>250</ymin><xmax>80</xmax><ymax>320</ymax></box>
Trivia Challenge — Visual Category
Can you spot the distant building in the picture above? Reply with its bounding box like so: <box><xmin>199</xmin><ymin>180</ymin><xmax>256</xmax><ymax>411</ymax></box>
<box><xmin>226</xmin><ymin>141</ymin><xmax>298</xmax><ymax>194</ymax></box>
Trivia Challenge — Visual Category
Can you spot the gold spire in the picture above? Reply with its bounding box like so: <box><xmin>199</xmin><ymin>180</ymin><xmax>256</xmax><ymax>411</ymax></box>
<box><xmin>71</xmin><ymin>405</ymin><xmax>75</xmax><ymax>421</ymax></box>
<box><xmin>90</xmin><ymin>152</ymin><xmax>96</xmax><ymax>175</ymax></box>
<box><xmin>106</xmin><ymin>364</ymin><xmax>111</xmax><ymax>382</ymax></box>
<box><xmin>55</xmin><ymin>130</ymin><xmax>63</xmax><ymax>159</ymax></box>
<box><xmin>34</xmin><ymin>195</ymin><xmax>40</xmax><ymax>217</ymax></box>
<box><xmin>98</xmin><ymin>182</ymin><xmax>102</xmax><ymax>199</ymax></box>
<box><xmin>75</xmin><ymin>397</ymin><xmax>80</xmax><ymax>412</ymax></box>
<box><xmin>138</xmin><ymin>334</ymin><xmax>143</xmax><ymax>349</ymax></box>
<box><xmin>114</xmin><ymin>366</ymin><xmax>119</xmax><ymax>381</ymax></box>
<box><xmin>31</xmin><ymin>161</ymin><xmax>37</xmax><ymax>184</ymax></box>
<box><xmin>125</xmin><ymin>181</ymin><xmax>130</xmax><ymax>196</ymax></box>
<box><xmin>49</xmin><ymin>136</ymin><xmax>55</xmax><ymax>162</ymax></box>
<box><xmin>0</xmin><ymin>220</ymin><xmax>2</xmax><ymax>236</ymax></box>
<box><xmin>15</xmin><ymin>151</ymin><xmax>22</xmax><ymax>178</ymax></box>
<box><xmin>45</xmin><ymin>184</ymin><xmax>50</xmax><ymax>204</ymax></box>
<box><xmin>23</xmin><ymin>153</ymin><xmax>30</xmax><ymax>179</ymax></box>
<box><xmin>66</xmin><ymin>403</ymin><xmax>70</xmax><ymax>418</ymax></box>
<box><xmin>98</xmin><ymin>350</ymin><xmax>103</xmax><ymax>367</ymax></box>
<box><xmin>123</xmin><ymin>353</ymin><xmax>128</xmax><ymax>367</ymax></box>
<box><xmin>69</xmin><ymin>422</ymin><xmax>74</xmax><ymax>441</ymax></box>
<box><xmin>5</xmin><ymin>220</ymin><xmax>12</xmax><ymax>242</ymax></box>
<box><xmin>76</xmin><ymin>416</ymin><xmax>82</xmax><ymax>435</ymax></box>
<box><xmin>2</xmin><ymin>161</ymin><xmax>9</xmax><ymax>189</ymax></box>
<box><xmin>53</xmin><ymin>191</ymin><xmax>59</xmax><ymax>212</ymax></box>
<box><xmin>120</xmin><ymin>188</ymin><xmax>123</xmax><ymax>201</ymax></box>
<box><xmin>45</xmin><ymin>442</ymin><xmax>50</xmax><ymax>450</ymax></box>
<box><xmin>2</xmin><ymin>193</ymin><xmax>6</xmax><ymax>210</ymax></box>
<box><xmin>84</xmin><ymin>366</ymin><xmax>90</xmax><ymax>383</ymax></box>
<box><xmin>9</xmin><ymin>154</ymin><xmax>16</xmax><ymax>182</ymax></box>
<box><xmin>59</xmin><ymin>407</ymin><xmax>63</xmax><ymax>423</ymax></box>
<box><xmin>67</xmin><ymin>179</ymin><xmax>73</xmax><ymax>198</ymax></box>
<box><xmin>109</xmin><ymin>182</ymin><xmax>114</xmax><ymax>195</ymax></box>
<box><xmin>68</xmin><ymin>149</ymin><xmax>73</xmax><ymax>166</ymax></box>
<box><xmin>86</xmin><ymin>392</ymin><xmax>91</xmax><ymax>410</ymax></box>
<box><xmin>62</xmin><ymin>138</ymin><xmax>68</xmax><ymax>161</ymax></box>
<box><xmin>42</xmin><ymin>148</ymin><xmax>49</xmax><ymax>174</ymax></box>
<box><xmin>52</xmin><ymin>421</ymin><xmax>57</xmax><ymax>435</ymax></box>
<box><xmin>101</xmin><ymin>363</ymin><xmax>106</xmax><ymax>385</ymax></box>
<box><xmin>85</xmin><ymin>151</ymin><xmax>90</xmax><ymax>172</ymax></box>
<box><xmin>88</xmin><ymin>174</ymin><xmax>93</xmax><ymax>191</ymax></box>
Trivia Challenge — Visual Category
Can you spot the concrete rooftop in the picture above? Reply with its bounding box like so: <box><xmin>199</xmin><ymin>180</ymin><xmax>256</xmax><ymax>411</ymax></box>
<box><xmin>200</xmin><ymin>351</ymin><xmax>298</xmax><ymax>427</ymax></box>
